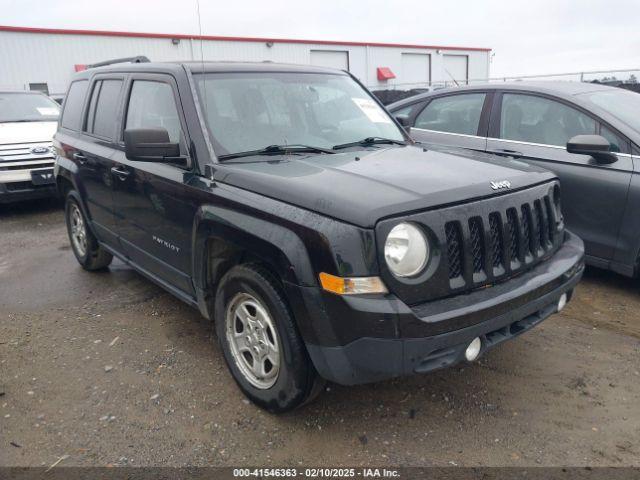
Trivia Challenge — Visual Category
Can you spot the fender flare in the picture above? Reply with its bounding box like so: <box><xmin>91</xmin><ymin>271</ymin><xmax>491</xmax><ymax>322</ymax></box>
<box><xmin>191</xmin><ymin>204</ymin><xmax>317</xmax><ymax>320</ymax></box>
<box><xmin>55</xmin><ymin>157</ymin><xmax>99</xmax><ymax>238</ymax></box>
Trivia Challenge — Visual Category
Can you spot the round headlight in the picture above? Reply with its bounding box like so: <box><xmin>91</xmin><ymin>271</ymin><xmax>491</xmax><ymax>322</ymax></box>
<box><xmin>384</xmin><ymin>223</ymin><xmax>429</xmax><ymax>277</ymax></box>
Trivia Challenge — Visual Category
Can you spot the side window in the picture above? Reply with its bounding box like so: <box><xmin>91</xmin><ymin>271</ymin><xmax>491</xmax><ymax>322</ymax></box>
<box><xmin>61</xmin><ymin>80</ymin><xmax>89</xmax><ymax>131</ymax></box>
<box><xmin>600</xmin><ymin>125</ymin><xmax>626</xmax><ymax>153</ymax></box>
<box><xmin>500</xmin><ymin>94</ymin><xmax>596</xmax><ymax>147</ymax></box>
<box><xmin>125</xmin><ymin>80</ymin><xmax>182</xmax><ymax>144</ymax></box>
<box><xmin>414</xmin><ymin>93</ymin><xmax>485</xmax><ymax>135</ymax></box>
<box><xmin>85</xmin><ymin>79</ymin><xmax>123</xmax><ymax>139</ymax></box>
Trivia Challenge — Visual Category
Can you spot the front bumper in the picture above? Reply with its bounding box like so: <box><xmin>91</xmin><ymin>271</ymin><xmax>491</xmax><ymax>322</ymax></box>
<box><xmin>301</xmin><ymin>231</ymin><xmax>584</xmax><ymax>385</ymax></box>
<box><xmin>0</xmin><ymin>180</ymin><xmax>57</xmax><ymax>204</ymax></box>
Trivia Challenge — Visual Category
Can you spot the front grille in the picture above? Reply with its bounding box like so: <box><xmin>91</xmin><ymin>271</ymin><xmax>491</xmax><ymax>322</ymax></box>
<box><xmin>444</xmin><ymin>189</ymin><xmax>559</xmax><ymax>289</ymax></box>
<box><xmin>0</xmin><ymin>160</ymin><xmax>55</xmax><ymax>171</ymax></box>
<box><xmin>378</xmin><ymin>181</ymin><xmax>563</xmax><ymax>306</ymax></box>
<box><xmin>0</xmin><ymin>142</ymin><xmax>54</xmax><ymax>168</ymax></box>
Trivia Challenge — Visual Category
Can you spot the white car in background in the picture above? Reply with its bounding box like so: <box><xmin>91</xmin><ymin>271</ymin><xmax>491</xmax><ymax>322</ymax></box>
<box><xmin>0</xmin><ymin>91</ymin><xmax>60</xmax><ymax>203</ymax></box>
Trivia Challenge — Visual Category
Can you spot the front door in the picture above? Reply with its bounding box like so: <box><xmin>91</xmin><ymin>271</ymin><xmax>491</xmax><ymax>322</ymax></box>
<box><xmin>487</xmin><ymin>92</ymin><xmax>633</xmax><ymax>263</ymax></box>
<box><xmin>110</xmin><ymin>74</ymin><xmax>198</xmax><ymax>297</ymax></box>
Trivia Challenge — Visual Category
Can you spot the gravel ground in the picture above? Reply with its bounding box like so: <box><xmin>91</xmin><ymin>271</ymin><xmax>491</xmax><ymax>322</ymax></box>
<box><xmin>1</xmin><ymin>199</ymin><xmax>639</xmax><ymax>468</ymax></box>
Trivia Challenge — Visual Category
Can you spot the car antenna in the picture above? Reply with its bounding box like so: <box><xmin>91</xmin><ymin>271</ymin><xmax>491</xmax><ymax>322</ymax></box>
<box><xmin>444</xmin><ymin>68</ymin><xmax>460</xmax><ymax>87</ymax></box>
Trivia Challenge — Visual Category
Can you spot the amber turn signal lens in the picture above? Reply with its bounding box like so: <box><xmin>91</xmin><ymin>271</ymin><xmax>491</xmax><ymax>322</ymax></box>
<box><xmin>319</xmin><ymin>272</ymin><xmax>388</xmax><ymax>295</ymax></box>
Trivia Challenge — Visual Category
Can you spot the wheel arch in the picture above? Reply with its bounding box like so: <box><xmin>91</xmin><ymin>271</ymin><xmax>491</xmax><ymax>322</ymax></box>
<box><xmin>191</xmin><ymin>204</ymin><xmax>317</xmax><ymax>321</ymax></box>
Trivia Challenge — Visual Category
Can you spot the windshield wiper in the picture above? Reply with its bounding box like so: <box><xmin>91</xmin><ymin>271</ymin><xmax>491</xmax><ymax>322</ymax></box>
<box><xmin>332</xmin><ymin>137</ymin><xmax>406</xmax><ymax>150</ymax></box>
<box><xmin>218</xmin><ymin>144</ymin><xmax>335</xmax><ymax>160</ymax></box>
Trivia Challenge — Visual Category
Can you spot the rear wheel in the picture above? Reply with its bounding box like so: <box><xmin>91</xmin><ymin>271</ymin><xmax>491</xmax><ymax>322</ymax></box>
<box><xmin>65</xmin><ymin>194</ymin><xmax>113</xmax><ymax>271</ymax></box>
<box><xmin>214</xmin><ymin>264</ymin><xmax>323</xmax><ymax>412</ymax></box>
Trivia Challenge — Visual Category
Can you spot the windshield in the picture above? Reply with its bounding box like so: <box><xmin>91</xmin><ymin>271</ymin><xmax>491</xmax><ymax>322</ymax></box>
<box><xmin>0</xmin><ymin>93</ymin><xmax>60</xmax><ymax>123</ymax></box>
<box><xmin>194</xmin><ymin>72</ymin><xmax>404</xmax><ymax>156</ymax></box>
<box><xmin>582</xmin><ymin>88</ymin><xmax>640</xmax><ymax>133</ymax></box>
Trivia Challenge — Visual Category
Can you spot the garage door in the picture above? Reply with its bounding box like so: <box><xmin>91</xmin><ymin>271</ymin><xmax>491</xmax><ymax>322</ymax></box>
<box><xmin>401</xmin><ymin>53</ymin><xmax>430</xmax><ymax>88</ymax></box>
<box><xmin>443</xmin><ymin>55</ymin><xmax>468</xmax><ymax>85</ymax></box>
<box><xmin>309</xmin><ymin>50</ymin><xmax>349</xmax><ymax>71</ymax></box>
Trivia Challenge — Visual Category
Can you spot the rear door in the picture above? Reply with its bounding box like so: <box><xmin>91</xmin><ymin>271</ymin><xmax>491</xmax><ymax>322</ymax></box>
<box><xmin>407</xmin><ymin>91</ymin><xmax>491</xmax><ymax>151</ymax></box>
<box><xmin>74</xmin><ymin>75</ymin><xmax>125</xmax><ymax>247</ymax></box>
<box><xmin>487</xmin><ymin>91</ymin><xmax>633</xmax><ymax>263</ymax></box>
<box><xmin>110</xmin><ymin>73</ymin><xmax>198</xmax><ymax>297</ymax></box>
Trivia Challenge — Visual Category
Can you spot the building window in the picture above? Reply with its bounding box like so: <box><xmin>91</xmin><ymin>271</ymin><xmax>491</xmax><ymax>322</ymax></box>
<box><xmin>401</xmin><ymin>53</ymin><xmax>431</xmax><ymax>88</ymax></box>
<box><xmin>309</xmin><ymin>50</ymin><xmax>350</xmax><ymax>71</ymax></box>
<box><xmin>29</xmin><ymin>83</ymin><xmax>49</xmax><ymax>95</ymax></box>
<box><xmin>443</xmin><ymin>55</ymin><xmax>469</xmax><ymax>85</ymax></box>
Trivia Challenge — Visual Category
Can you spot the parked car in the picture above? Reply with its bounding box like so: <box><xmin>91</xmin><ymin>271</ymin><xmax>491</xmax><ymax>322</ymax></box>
<box><xmin>0</xmin><ymin>91</ymin><xmax>60</xmax><ymax>203</ymax></box>
<box><xmin>388</xmin><ymin>82</ymin><xmax>640</xmax><ymax>278</ymax></box>
<box><xmin>54</xmin><ymin>61</ymin><xmax>584</xmax><ymax>412</ymax></box>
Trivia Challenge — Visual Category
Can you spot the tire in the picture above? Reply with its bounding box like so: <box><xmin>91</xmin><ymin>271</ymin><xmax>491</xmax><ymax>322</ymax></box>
<box><xmin>65</xmin><ymin>193</ymin><xmax>113</xmax><ymax>271</ymax></box>
<box><xmin>214</xmin><ymin>264</ymin><xmax>323</xmax><ymax>412</ymax></box>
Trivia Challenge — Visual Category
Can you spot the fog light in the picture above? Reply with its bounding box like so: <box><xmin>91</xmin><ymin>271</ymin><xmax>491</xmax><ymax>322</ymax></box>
<box><xmin>557</xmin><ymin>293</ymin><xmax>568</xmax><ymax>312</ymax></box>
<box><xmin>465</xmin><ymin>337</ymin><xmax>482</xmax><ymax>362</ymax></box>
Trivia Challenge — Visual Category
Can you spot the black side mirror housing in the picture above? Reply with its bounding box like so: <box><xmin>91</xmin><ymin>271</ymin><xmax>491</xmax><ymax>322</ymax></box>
<box><xmin>395</xmin><ymin>115</ymin><xmax>409</xmax><ymax>126</ymax></box>
<box><xmin>566</xmin><ymin>135</ymin><xmax>618</xmax><ymax>164</ymax></box>
<box><xmin>124</xmin><ymin>128</ymin><xmax>185</xmax><ymax>165</ymax></box>
<box><xmin>395</xmin><ymin>115</ymin><xmax>411</xmax><ymax>134</ymax></box>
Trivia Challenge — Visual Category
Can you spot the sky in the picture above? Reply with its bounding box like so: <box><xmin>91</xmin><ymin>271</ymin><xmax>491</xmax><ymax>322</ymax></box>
<box><xmin>2</xmin><ymin>0</ymin><xmax>639</xmax><ymax>78</ymax></box>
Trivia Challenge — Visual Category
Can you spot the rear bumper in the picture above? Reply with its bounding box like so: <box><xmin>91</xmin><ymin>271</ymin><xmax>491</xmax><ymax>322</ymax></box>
<box><xmin>302</xmin><ymin>231</ymin><xmax>584</xmax><ymax>385</ymax></box>
<box><xmin>0</xmin><ymin>181</ymin><xmax>57</xmax><ymax>204</ymax></box>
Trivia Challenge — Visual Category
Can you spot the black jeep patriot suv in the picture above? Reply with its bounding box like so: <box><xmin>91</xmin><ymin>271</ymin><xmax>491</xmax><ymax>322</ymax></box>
<box><xmin>54</xmin><ymin>61</ymin><xmax>584</xmax><ymax>412</ymax></box>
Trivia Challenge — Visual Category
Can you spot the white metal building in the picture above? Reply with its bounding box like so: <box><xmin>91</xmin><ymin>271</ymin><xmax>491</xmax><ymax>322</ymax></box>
<box><xmin>0</xmin><ymin>25</ymin><xmax>491</xmax><ymax>96</ymax></box>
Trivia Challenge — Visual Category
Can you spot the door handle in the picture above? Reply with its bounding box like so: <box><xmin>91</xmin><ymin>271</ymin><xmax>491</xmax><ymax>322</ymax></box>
<box><xmin>73</xmin><ymin>152</ymin><xmax>87</xmax><ymax>164</ymax></box>
<box><xmin>111</xmin><ymin>165</ymin><xmax>131</xmax><ymax>181</ymax></box>
<box><xmin>487</xmin><ymin>148</ymin><xmax>523</xmax><ymax>159</ymax></box>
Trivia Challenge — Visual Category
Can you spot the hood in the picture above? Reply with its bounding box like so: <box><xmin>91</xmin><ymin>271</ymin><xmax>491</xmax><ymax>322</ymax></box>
<box><xmin>213</xmin><ymin>144</ymin><xmax>556</xmax><ymax>227</ymax></box>
<box><xmin>0</xmin><ymin>122</ymin><xmax>58</xmax><ymax>144</ymax></box>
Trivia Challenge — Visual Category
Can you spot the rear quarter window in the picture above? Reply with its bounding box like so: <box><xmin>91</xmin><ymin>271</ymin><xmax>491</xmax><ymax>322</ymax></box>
<box><xmin>61</xmin><ymin>80</ymin><xmax>89</xmax><ymax>131</ymax></box>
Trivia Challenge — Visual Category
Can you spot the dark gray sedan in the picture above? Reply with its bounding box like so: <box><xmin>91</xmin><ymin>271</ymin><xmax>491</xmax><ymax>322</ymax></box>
<box><xmin>389</xmin><ymin>81</ymin><xmax>640</xmax><ymax>278</ymax></box>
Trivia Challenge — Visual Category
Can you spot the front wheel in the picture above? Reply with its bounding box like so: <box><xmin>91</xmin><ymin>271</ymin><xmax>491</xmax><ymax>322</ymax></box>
<box><xmin>65</xmin><ymin>194</ymin><xmax>113</xmax><ymax>271</ymax></box>
<box><xmin>214</xmin><ymin>264</ymin><xmax>323</xmax><ymax>412</ymax></box>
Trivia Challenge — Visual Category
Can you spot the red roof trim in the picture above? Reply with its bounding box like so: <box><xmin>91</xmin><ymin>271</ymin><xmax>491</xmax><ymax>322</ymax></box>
<box><xmin>0</xmin><ymin>25</ymin><xmax>492</xmax><ymax>52</ymax></box>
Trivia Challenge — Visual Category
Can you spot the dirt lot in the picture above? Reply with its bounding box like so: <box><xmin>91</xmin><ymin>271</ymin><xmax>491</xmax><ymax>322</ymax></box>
<box><xmin>1</xmin><ymin>199</ymin><xmax>639</xmax><ymax>468</ymax></box>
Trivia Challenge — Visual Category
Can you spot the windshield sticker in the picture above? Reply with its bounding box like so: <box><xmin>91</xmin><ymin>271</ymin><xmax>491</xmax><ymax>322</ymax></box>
<box><xmin>352</xmin><ymin>98</ymin><xmax>391</xmax><ymax>124</ymax></box>
<box><xmin>37</xmin><ymin>107</ymin><xmax>59</xmax><ymax>116</ymax></box>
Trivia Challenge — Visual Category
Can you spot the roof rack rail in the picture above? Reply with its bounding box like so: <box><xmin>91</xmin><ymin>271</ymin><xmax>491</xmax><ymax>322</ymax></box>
<box><xmin>86</xmin><ymin>56</ymin><xmax>150</xmax><ymax>69</ymax></box>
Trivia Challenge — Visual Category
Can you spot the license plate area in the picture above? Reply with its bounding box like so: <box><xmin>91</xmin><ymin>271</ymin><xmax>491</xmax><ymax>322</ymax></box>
<box><xmin>30</xmin><ymin>168</ymin><xmax>55</xmax><ymax>185</ymax></box>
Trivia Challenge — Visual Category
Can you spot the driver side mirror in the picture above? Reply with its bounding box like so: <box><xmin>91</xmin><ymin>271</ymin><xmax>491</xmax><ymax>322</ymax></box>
<box><xmin>395</xmin><ymin>115</ymin><xmax>411</xmax><ymax>134</ymax></box>
<box><xmin>124</xmin><ymin>128</ymin><xmax>186</xmax><ymax>166</ymax></box>
<box><xmin>566</xmin><ymin>135</ymin><xmax>617</xmax><ymax>164</ymax></box>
